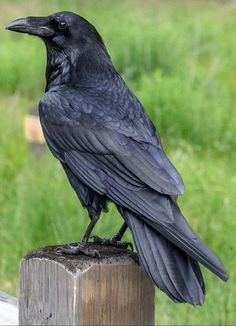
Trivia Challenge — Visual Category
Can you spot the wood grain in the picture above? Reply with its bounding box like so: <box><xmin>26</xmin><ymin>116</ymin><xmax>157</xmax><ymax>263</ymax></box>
<box><xmin>0</xmin><ymin>292</ymin><xmax>18</xmax><ymax>325</ymax></box>
<box><xmin>19</xmin><ymin>244</ymin><xmax>155</xmax><ymax>325</ymax></box>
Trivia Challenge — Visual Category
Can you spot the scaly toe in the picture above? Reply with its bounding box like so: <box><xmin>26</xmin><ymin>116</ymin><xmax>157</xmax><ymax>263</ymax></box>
<box><xmin>91</xmin><ymin>235</ymin><xmax>133</xmax><ymax>251</ymax></box>
<box><xmin>91</xmin><ymin>235</ymin><xmax>110</xmax><ymax>245</ymax></box>
<box><xmin>56</xmin><ymin>242</ymin><xmax>100</xmax><ymax>257</ymax></box>
<box><xmin>113</xmin><ymin>240</ymin><xmax>134</xmax><ymax>251</ymax></box>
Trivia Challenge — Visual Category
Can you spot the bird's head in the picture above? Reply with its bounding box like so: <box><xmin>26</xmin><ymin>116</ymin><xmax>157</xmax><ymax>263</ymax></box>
<box><xmin>6</xmin><ymin>11</ymin><xmax>112</xmax><ymax>88</ymax></box>
<box><xmin>6</xmin><ymin>11</ymin><xmax>105</xmax><ymax>52</ymax></box>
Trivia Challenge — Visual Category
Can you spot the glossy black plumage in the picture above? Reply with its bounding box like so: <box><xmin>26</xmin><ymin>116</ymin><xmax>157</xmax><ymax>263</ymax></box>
<box><xmin>6</xmin><ymin>11</ymin><xmax>228</xmax><ymax>305</ymax></box>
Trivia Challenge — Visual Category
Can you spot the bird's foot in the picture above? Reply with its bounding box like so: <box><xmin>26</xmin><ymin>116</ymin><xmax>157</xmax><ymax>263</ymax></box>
<box><xmin>56</xmin><ymin>242</ymin><xmax>100</xmax><ymax>258</ymax></box>
<box><xmin>91</xmin><ymin>235</ymin><xmax>133</xmax><ymax>251</ymax></box>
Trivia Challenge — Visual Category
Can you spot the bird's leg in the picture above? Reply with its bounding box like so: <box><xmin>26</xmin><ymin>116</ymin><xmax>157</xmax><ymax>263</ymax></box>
<box><xmin>91</xmin><ymin>222</ymin><xmax>133</xmax><ymax>250</ymax></box>
<box><xmin>57</xmin><ymin>213</ymin><xmax>100</xmax><ymax>257</ymax></box>
<box><xmin>111</xmin><ymin>222</ymin><xmax>128</xmax><ymax>241</ymax></box>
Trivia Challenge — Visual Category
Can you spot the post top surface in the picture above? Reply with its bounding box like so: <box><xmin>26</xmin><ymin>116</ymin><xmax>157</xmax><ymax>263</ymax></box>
<box><xmin>23</xmin><ymin>244</ymin><xmax>139</xmax><ymax>274</ymax></box>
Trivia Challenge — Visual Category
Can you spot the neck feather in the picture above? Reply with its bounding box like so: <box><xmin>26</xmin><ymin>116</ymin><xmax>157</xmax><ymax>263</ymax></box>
<box><xmin>45</xmin><ymin>44</ymin><xmax>114</xmax><ymax>91</ymax></box>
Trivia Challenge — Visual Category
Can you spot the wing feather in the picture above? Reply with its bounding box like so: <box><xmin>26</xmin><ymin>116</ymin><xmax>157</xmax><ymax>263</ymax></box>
<box><xmin>40</xmin><ymin>88</ymin><xmax>184</xmax><ymax>195</ymax></box>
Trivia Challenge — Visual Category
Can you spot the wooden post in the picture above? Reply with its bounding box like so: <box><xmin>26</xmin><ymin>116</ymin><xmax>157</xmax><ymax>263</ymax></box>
<box><xmin>0</xmin><ymin>292</ymin><xmax>18</xmax><ymax>325</ymax></box>
<box><xmin>24</xmin><ymin>107</ymin><xmax>46</xmax><ymax>156</ymax></box>
<box><xmin>19</xmin><ymin>244</ymin><xmax>155</xmax><ymax>326</ymax></box>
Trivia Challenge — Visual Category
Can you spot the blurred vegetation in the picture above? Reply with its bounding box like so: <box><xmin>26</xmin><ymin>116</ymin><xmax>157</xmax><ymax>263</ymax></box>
<box><xmin>0</xmin><ymin>1</ymin><xmax>236</xmax><ymax>325</ymax></box>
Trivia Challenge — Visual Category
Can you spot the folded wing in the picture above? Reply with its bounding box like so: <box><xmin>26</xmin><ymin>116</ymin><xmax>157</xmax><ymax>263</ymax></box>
<box><xmin>39</xmin><ymin>89</ymin><xmax>228</xmax><ymax>282</ymax></box>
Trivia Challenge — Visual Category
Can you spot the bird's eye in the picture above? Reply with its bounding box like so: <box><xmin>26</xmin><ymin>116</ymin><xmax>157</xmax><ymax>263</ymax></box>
<box><xmin>58</xmin><ymin>21</ymin><xmax>68</xmax><ymax>30</ymax></box>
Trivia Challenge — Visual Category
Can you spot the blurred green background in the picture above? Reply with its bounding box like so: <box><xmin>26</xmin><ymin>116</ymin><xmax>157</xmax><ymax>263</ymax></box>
<box><xmin>0</xmin><ymin>0</ymin><xmax>235</xmax><ymax>325</ymax></box>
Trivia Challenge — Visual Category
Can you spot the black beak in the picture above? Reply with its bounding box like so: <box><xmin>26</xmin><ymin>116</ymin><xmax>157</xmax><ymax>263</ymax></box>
<box><xmin>5</xmin><ymin>16</ymin><xmax>54</xmax><ymax>38</ymax></box>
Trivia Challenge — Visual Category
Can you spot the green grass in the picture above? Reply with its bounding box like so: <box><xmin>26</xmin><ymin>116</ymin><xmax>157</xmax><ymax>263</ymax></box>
<box><xmin>0</xmin><ymin>1</ymin><xmax>236</xmax><ymax>325</ymax></box>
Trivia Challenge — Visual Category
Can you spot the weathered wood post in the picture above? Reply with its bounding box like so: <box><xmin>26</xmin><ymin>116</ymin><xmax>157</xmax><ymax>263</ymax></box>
<box><xmin>24</xmin><ymin>107</ymin><xmax>46</xmax><ymax>156</ymax></box>
<box><xmin>19</xmin><ymin>244</ymin><xmax>155</xmax><ymax>326</ymax></box>
<box><xmin>0</xmin><ymin>292</ymin><xmax>18</xmax><ymax>325</ymax></box>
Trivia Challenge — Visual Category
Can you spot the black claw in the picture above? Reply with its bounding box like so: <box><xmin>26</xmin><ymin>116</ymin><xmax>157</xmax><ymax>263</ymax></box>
<box><xmin>56</xmin><ymin>242</ymin><xmax>100</xmax><ymax>257</ymax></box>
<box><xmin>88</xmin><ymin>249</ymin><xmax>100</xmax><ymax>258</ymax></box>
<box><xmin>91</xmin><ymin>235</ymin><xmax>133</xmax><ymax>251</ymax></box>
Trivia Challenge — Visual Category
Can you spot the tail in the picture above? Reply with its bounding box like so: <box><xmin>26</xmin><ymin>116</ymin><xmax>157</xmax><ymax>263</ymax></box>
<box><xmin>119</xmin><ymin>207</ymin><xmax>206</xmax><ymax>305</ymax></box>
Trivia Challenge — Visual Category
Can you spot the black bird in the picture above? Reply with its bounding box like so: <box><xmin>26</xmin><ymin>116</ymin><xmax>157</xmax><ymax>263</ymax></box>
<box><xmin>6</xmin><ymin>12</ymin><xmax>228</xmax><ymax>305</ymax></box>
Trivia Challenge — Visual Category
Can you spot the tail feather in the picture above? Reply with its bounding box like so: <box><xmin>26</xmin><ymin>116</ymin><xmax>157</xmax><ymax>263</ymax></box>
<box><xmin>120</xmin><ymin>207</ymin><xmax>205</xmax><ymax>305</ymax></box>
<box><xmin>106</xmin><ymin>179</ymin><xmax>228</xmax><ymax>281</ymax></box>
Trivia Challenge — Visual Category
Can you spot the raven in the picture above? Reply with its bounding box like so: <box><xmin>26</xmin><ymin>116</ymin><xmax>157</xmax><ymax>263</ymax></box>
<box><xmin>6</xmin><ymin>11</ymin><xmax>227</xmax><ymax>305</ymax></box>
